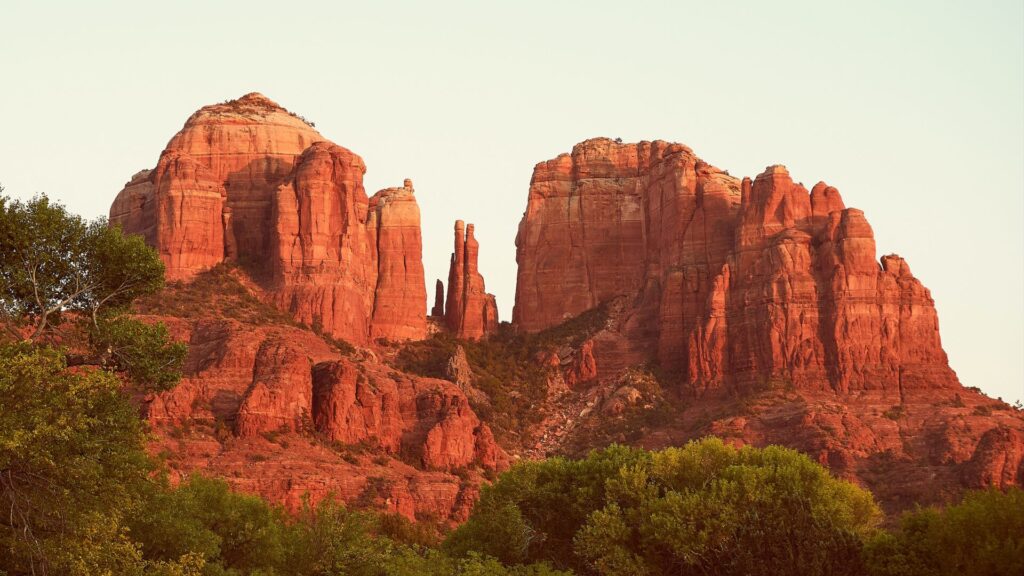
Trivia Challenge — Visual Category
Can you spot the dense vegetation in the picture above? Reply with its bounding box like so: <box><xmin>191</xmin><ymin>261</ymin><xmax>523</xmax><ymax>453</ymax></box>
<box><xmin>0</xmin><ymin>193</ymin><xmax>186</xmax><ymax>390</ymax></box>
<box><xmin>0</xmin><ymin>342</ymin><xmax>568</xmax><ymax>575</ymax></box>
<box><xmin>863</xmin><ymin>489</ymin><xmax>1024</xmax><ymax>576</ymax></box>
<box><xmin>446</xmin><ymin>440</ymin><xmax>880</xmax><ymax>575</ymax></box>
<box><xmin>2</xmin><ymin>191</ymin><xmax>1021</xmax><ymax>575</ymax></box>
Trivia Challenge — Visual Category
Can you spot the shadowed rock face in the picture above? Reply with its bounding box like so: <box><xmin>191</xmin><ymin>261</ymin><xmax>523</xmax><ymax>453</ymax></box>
<box><xmin>513</xmin><ymin>138</ymin><xmax>958</xmax><ymax>395</ymax></box>
<box><xmin>110</xmin><ymin>94</ymin><xmax>426</xmax><ymax>344</ymax></box>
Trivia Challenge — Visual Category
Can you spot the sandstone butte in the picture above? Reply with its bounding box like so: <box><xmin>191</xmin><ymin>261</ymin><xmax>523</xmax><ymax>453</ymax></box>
<box><xmin>110</xmin><ymin>94</ymin><xmax>505</xmax><ymax>522</ymax></box>
<box><xmin>513</xmin><ymin>137</ymin><xmax>1023</xmax><ymax>505</ymax></box>
<box><xmin>109</xmin><ymin>95</ymin><xmax>1021</xmax><ymax>520</ymax></box>
<box><xmin>110</xmin><ymin>93</ymin><xmax>427</xmax><ymax>345</ymax></box>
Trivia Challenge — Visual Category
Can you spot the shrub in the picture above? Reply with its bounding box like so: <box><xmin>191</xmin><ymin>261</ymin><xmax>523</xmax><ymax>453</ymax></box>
<box><xmin>863</xmin><ymin>488</ymin><xmax>1024</xmax><ymax>576</ymax></box>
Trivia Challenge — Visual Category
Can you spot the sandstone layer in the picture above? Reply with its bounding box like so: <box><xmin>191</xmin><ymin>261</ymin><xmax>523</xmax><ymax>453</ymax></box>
<box><xmin>111</xmin><ymin>94</ymin><xmax>426</xmax><ymax>343</ymax></box>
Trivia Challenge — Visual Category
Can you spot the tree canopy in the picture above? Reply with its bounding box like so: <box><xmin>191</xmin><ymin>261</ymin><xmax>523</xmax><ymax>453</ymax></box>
<box><xmin>446</xmin><ymin>439</ymin><xmax>882</xmax><ymax>576</ymax></box>
<box><xmin>0</xmin><ymin>193</ymin><xmax>164</xmax><ymax>340</ymax></box>
<box><xmin>0</xmin><ymin>343</ymin><xmax>152</xmax><ymax>575</ymax></box>
<box><xmin>0</xmin><ymin>192</ymin><xmax>185</xmax><ymax>391</ymax></box>
<box><xmin>863</xmin><ymin>488</ymin><xmax>1024</xmax><ymax>576</ymax></box>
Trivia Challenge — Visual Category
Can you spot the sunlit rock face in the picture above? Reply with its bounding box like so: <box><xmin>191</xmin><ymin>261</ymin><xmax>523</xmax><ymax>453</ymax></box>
<box><xmin>513</xmin><ymin>137</ymin><xmax>958</xmax><ymax>394</ymax></box>
<box><xmin>110</xmin><ymin>93</ymin><xmax>427</xmax><ymax>343</ymax></box>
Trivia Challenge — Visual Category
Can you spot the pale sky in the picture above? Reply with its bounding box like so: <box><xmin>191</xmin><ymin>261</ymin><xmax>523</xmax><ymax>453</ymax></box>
<box><xmin>1</xmin><ymin>1</ymin><xmax>1021</xmax><ymax>403</ymax></box>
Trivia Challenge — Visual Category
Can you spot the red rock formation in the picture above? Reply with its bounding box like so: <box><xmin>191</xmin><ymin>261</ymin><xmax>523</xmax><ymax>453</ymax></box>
<box><xmin>368</xmin><ymin>179</ymin><xmax>427</xmax><ymax>341</ymax></box>
<box><xmin>312</xmin><ymin>358</ymin><xmax>502</xmax><ymax>470</ymax></box>
<box><xmin>109</xmin><ymin>169</ymin><xmax>155</xmax><ymax>244</ymax></box>
<box><xmin>111</xmin><ymin>94</ymin><xmax>427</xmax><ymax>344</ymax></box>
<box><xmin>685</xmin><ymin>166</ymin><xmax>958</xmax><ymax>394</ymax></box>
<box><xmin>151</xmin><ymin>151</ymin><xmax>228</xmax><ymax>279</ymax></box>
<box><xmin>138</xmin><ymin>271</ymin><xmax>505</xmax><ymax>521</ymax></box>
<box><xmin>111</xmin><ymin>93</ymin><xmax>324</xmax><ymax>280</ymax></box>
<box><xmin>268</xmin><ymin>142</ymin><xmax>377</xmax><ymax>342</ymax></box>
<box><xmin>514</xmin><ymin>138</ymin><xmax>741</xmax><ymax>378</ymax></box>
<box><xmin>234</xmin><ymin>337</ymin><xmax>314</xmax><ymax>437</ymax></box>
<box><xmin>514</xmin><ymin>138</ymin><xmax>957</xmax><ymax>395</ymax></box>
<box><xmin>445</xmin><ymin>220</ymin><xmax>498</xmax><ymax>339</ymax></box>
<box><xmin>431</xmin><ymin>280</ymin><xmax>445</xmax><ymax>317</ymax></box>
<box><xmin>514</xmin><ymin>138</ymin><xmax>1023</xmax><ymax>504</ymax></box>
<box><xmin>564</xmin><ymin>339</ymin><xmax>598</xmax><ymax>389</ymax></box>
<box><xmin>962</xmin><ymin>427</ymin><xmax>1024</xmax><ymax>489</ymax></box>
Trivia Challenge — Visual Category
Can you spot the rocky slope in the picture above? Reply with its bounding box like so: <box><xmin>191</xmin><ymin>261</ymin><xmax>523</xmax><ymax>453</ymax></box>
<box><xmin>135</xmin><ymin>267</ymin><xmax>505</xmax><ymax>522</ymax></box>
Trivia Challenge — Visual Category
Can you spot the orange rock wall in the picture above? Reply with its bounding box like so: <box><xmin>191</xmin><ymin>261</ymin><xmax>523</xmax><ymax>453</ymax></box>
<box><xmin>514</xmin><ymin>138</ymin><xmax>959</xmax><ymax>394</ymax></box>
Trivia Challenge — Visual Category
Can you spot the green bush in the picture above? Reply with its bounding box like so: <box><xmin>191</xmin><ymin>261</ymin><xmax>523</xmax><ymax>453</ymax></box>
<box><xmin>447</xmin><ymin>439</ymin><xmax>881</xmax><ymax>576</ymax></box>
<box><xmin>864</xmin><ymin>488</ymin><xmax>1024</xmax><ymax>576</ymax></box>
<box><xmin>575</xmin><ymin>440</ymin><xmax>879</xmax><ymax>576</ymax></box>
<box><xmin>0</xmin><ymin>344</ymin><xmax>151</xmax><ymax>575</ymax></box>
<box><xmin>444</xmin><ymin>444</ymin><xmax>650</xmax><ymax>570</ymax></box>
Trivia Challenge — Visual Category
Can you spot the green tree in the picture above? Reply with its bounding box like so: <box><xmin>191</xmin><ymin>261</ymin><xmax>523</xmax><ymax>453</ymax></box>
<box><xmin>449</xmin><ymin>440</ymin><xmax>880</xmax><ymax>576</ymax></box>
<box><xmin>130</xmin><ymin>476</ymin><xmax>287</xmax><ymax>575</ymax></box>
<box><xmin>863</xmin><ymin>488</ymin><xmax>1024</xmax><ymax>576</ymax></box>
<box><xmin>87</xmin><ymin>314</ymin><xmax>187</xmax><ymax>391</ymax></box>
<box><xmin>0</xmin><ymin>344</ymin><xmax>150</xmax><ymax>575</ymax></box>
<box><xmin>0</xmin><ymin>192</ymin><xmax>184</xmax><ymax>392</ymax></box>
<box><xmin>444</xmin><ymin>444</ymin><xmax>649</xmax><ymax>570</ymax></box>
<box><xmin>574</xmin><ymin>439</ymin><xmax>880</xmax><ymax>576</ymax></box>
<box><xmin>278</xmin><ymin>496</ymin><xmax>395</xmax><ymax>576</ymax></box>
<box><xmin>0</xmin><ymin>194</ymin><xmax>164</xmax><ymax>340</ymax></box>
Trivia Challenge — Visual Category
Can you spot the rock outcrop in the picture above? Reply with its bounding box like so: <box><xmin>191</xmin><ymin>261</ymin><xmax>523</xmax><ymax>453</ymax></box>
<box><xmin>110</xmin><ymin>93</ymin><xmax>324</xmax><ymax>279</ymax></box>
<box><xmin>431</xmin><ymin>280</ymin><xmax>445</xmax><ymax>317</ymax></box>
<box><xmin>139</xmin><ymin>268</ymin><xmax>505</xmax><ymax>521</ymax></box>
<box><xmin>312</xmin><ymin>358</ymin><xmax>502</xmax><ymax>470</ymax></box>
<box><xmin>368</xmin><ymin>180</ymin><xmax>428</xmax><ymax>341</ymax></box>
<box><xmin>444</xmin><ymin>221</ymin><xmax>499</xmax><ymax>340</ymax></box>
<box><xmin>514</xmin><ymin>138</ymin><xmax>958</xmax><ymax>395</ymax></box>
<box><xmin>111</xmin><ymin>94</ymin><xmax>426</xmax><ymax>344</ymax></box>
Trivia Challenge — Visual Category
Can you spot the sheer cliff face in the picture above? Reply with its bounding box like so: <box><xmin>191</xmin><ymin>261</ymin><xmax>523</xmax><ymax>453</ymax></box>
<box><xmin>368</xmin><ymin>180</ymin><xmax>428</xmax><ymax>341</ymax></box>
<box><xmin>514</xmin><ymin>138</ymin><xmax>958</xmax><ymax>394</ymax></box>
<box><xmin>110</xmin><ymin>94</ymin><xmax>426</xmax><ymax>343</ymax></box>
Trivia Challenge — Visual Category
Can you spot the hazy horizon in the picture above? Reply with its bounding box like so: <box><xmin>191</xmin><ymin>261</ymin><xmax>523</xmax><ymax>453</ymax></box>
<box><xmin>1</xmin><ymin>1</ymin><xmax>1021</xmax><ymax>403</ymax></box>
